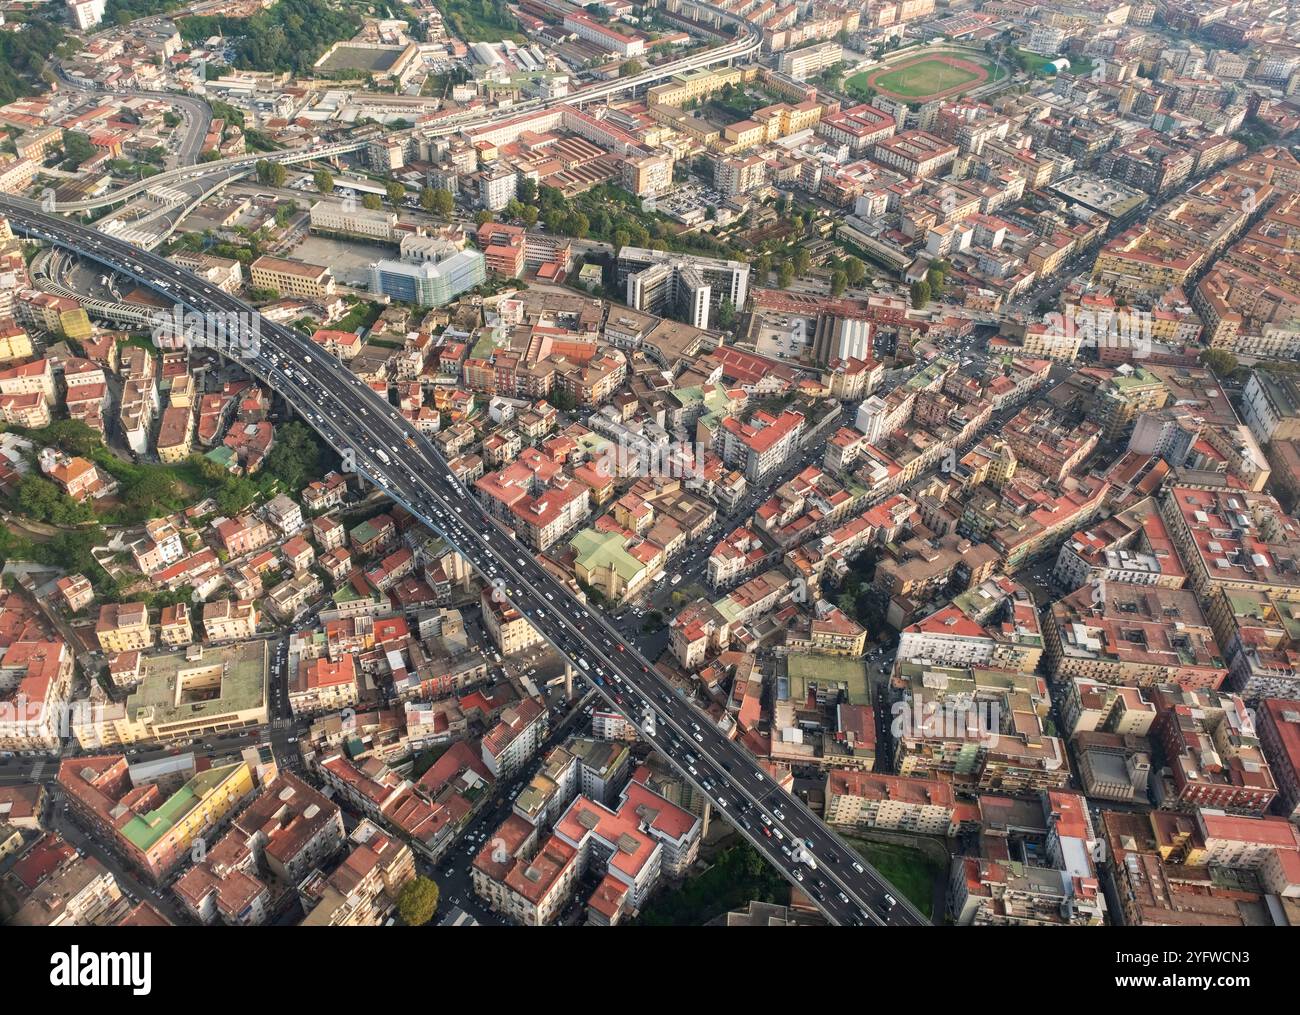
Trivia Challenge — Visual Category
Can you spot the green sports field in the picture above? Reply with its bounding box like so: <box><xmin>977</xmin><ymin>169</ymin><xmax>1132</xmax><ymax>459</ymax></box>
<box><xmin>875</xmin><ymin>60</ymin><xmax>981</xmax><ymax>96</ymax></box>
<box><xmin>846</xmin><ymin>50</ymin><xmax>1001</xmax><ymax>103</ymax></box>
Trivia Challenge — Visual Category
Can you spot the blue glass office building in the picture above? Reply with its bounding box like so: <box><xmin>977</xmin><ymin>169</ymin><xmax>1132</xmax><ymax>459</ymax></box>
<box><xmin>368</xmin><ymin>249</ymin><xmax>487</xmax><ymax>307</ymax></box>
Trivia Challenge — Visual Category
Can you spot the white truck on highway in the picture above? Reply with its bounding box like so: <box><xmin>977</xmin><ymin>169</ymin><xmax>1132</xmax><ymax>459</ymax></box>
<box><xmin>375</xmin><ymin>449</ymin><xmax>391</xmax><ymax>465</ymax></box>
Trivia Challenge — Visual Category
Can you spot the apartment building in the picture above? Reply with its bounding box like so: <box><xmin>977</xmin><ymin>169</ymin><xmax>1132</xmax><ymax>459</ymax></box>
<box><xmin>1242</xmin><ymin>369</ymin><xmax>1300</xmax><ymax>445</ymax></box>
<box><xmin>1060</xmin><ymin>677</ymin><xmax>1159</xmax><ymax>738</ymax></box>
<box><xmin>1255</xmin><ymin>697</ymin><xmax>1300</xmax><ymax>823</ymax></box>
<box><xmin>550</xmin><ymin>772</ymin><xmax>701</xmax><ymax>924</ymax></box>
<box><xmin>203</xmin><ymin>599</ymin><xmax>259</xmax><ymax>643</ymax></box>
<box><xmin>895</xmin><ymin>575</ymin><xmax>1043</xmax><ymax>672</ymax></box>
<box><xmin>480</xmin><ymin>586</ymin><xmax>544</xmax><ymax>656</ymax></box>
<box><xmin>7</xmin><ymin>844</ymin><xmax>126</xmax><ymax>926</ymax></box>
<box><xmin>891</xmin><ymin>660</ymin><xmax>1069</xmax><ymax>794</ymax></box>
<box><xmin>471</xmin><ymin>816</ymin><xmax>578</xmax><ymax>926</ymax></box>
<box><xmin>482</xmin><ymin>697</ymin><xmax>548</xmax><ymax>778</ymax></box>
<box><xmin>257</xmin><ymin>494</ymin><xmax>301</xmax><ymax>538</ymax></box>
<box><xmin>132</xmin><ymin>517</ymin><xmax>185</xmax><ymax>574</ymax></box>
<box><xmin>159</xmin><ymin>603</ymin><xmax>194</xmax><ymax>647</ymax></box>
<box><xmin>1043</xmin><ymin>582</ymin><xmax>1227</xmax><ymax>691</ymax></box>
<box><xmin>824</xmin><ymin>770</ymin><xmax>958</xmax><ymax>835</ymax></box>
<box><xmin>299</xmin><ymin>821</ymin><xmax>416</xmax><ymax>926</ymax></box>
<box><xmin>1089</xmin><ymin>365</ymin><xmax>1169</xmax><ymax>441</ymax></box>
<box><xmin>1149</xmin><ymin>685</ymin><xmax>1277</xmax><ymax>815</ymax></box>
<box><xmin>58</xmin><ymin>755</ymin><xmax>255</xmax><ymax>882</ymax></box>
<box><xmin>0</xmin><ymin>636</ymin><xmax>74</xmax><ymax>753</ymax></box>
<box><xmin>56</xmin><ymin>574</ymin><xmax>95</xmax><ymax>614</ymax></box>
<box><xmin>216</xmin><ymin>515</ymin><xmax>274</xmax><ymax>558</ymax></box>
<box><xmin>289</xmin><ymin>654</ymin><xmax>359</xmax><ymax>718</ymax></box>
<box><xmin>1091</xmin><ymin>225</ymin><xmax>1200</xmax><ymax>299</ymax></box>
<box><xmin>719</xmin><ymin>408</ymin><xmax>804</xmax><ymax>482</ymax></box>
<box><xmin>95</xmin><ymin>603</ymin><xmax>152</xmax><ymax>653</ymax></box>
<box><xmin>618</xmin><ymin>246</ymin><xmax>749</xmax><ymax>331</ymax></box>
<box><xmin>714</xmin><ymin>153</ymin><xmax>767</xmax><ymax>197</ymax></box>
<box><xmin>620</xmin><ymin>151</ymin><xmax>674</xmax><ymax>198</ymax></box>
<box><xmin>1158</xmin><ymin>485</ymin><xmax>1300</xmax><ymax>600</ymax></box>
<box><xmin>778</xmin><ymin>41</ymin><xmax>842</xmax><ymax>81</ymax></box>
<box><xmin>871</xmin><ymin>130</ymin><xmax>958</xmax><ymax>179</ymax></box>
<box><xmin>477</xmin><ymin>165</ymin><xmax>518</xmax><ymax>211</ymax></box>
<box><xmin>1205</xmin><ymin>588</ymin><xmax>1300</xmax><ymax>701</ymax></box>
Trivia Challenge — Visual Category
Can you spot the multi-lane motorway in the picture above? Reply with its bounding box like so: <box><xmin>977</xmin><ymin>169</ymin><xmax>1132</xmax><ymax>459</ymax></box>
<box><xmin>1</xmin><ymin>195</ymin><xmax>927</xmax><ymax>926</ymax></box>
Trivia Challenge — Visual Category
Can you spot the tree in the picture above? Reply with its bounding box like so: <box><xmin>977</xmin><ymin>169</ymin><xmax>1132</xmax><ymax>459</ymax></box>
<box><xmin>61</xmin><ymin>130</ymin><xmax>95</xmax><ymax>166</ymax></box>
<box><xmin>619</xmin><ymin>58</ymin><xmax>644</xmax><ymax>77</ymax></box>
<box><xmin>778</xmin><ymin>263</ymin><xmax>795</xmax><ymax>288</ymax></box>
<box><xmin>16</xmin><ymin>476</ymin><xmax>67</xmax><ymax>523</ymax></box>
<box><xmin>362</xmin><ymin>194</ymin><xmax>383</xmax><ymax>211</ymax></box>
<box><xmin>520</xmin><ymin>205</ymin><xmax>538</xmax><ymax>228</ymax></box>
<box><xmin>314</xmin><ymin>169</ymin><xmax>335</xmax><ymax>193</ymax></box>
<box><xmin>565</xmin><ymin>212</ymin><xmax>589</xmax><ymax>239</ymax></box>
<box><xmin>215</xmin><ymin>476</ymin><xmax>258</xmax><ymax>517</ymax></box>
<box><xmin>385</xmin><ymin>180</ymin><xmax>406</xmax><ymax>206</ymax></box>
<box><xmin>843</xmin><ymin>256</ymin><xmax>865</xmax><ymax>285</ymax></box>
<box><xmin>397</xmin><ymin>876</ymin><xmax>440</xmax><ymax>926</ymax></box>
<box><xmin>418</xmin><ymin>186</ymin><xmax>436</xmax><ymax>212</ymax></box>
<box><xmin>1200</xmin><ymin>348</ymin><xmax>1238</xmax><ymax>377</ymax></box>
<box><xmin>830</xmin><ymin>270</ymin><xmax>848</xmax><ymax>296</ymax></box>
<box><xmin>517</xmin><ymin>179</ymin><xmax>537</xmax><ymax>205</ymax></box>
<box><xmin>263</xmin><ymin>421</ymin><xmax>324</xmax><ymax>492</ymax></box>
<box><xmin>268</xmin><ymin>162</ymin><xmax>287</xmax><ymax>188</ymax></box>
<box><xmin>716</xmin><ymin>298</ymin><xmax>736</xmax><ymax>330</ymax></box>
<box><xmin>42</xmin><ymin>420</ymin><xmax>103</xmax><ymax>458</ymax></box>
<box><xmin>430</xmin><ymin>188</ymin><xmax>455</xmax><ymax>218</ymax></box>
<box><xmin>547</xmin><ymin>388</ymin><xmax>576</xmax><ymax>412</ymax></box>
<box><xmin>121</xmin><ymin>471</ymin><xmax>179</xmax><ymax>515</ymax></box>
<box><xmin>793</xmin><ymin>248</ymin><xmax>811</xmax><ymax>276</ymax></box>
<box><xmin>474</xmin><ymin>209</ymin><xmax>494</xmax><ymax>226</ymax></box>
<box><xmin>910</xmin><ymin>279</ymin><xmax>931</xmax><ymax>308</ymax></box>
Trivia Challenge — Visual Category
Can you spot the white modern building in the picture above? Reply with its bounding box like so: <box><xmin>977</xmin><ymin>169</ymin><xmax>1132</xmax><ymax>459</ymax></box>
<box><xmin>618</xmin><ymin>247</ymin><xmax>749</xmax><ymax>330</ymax></box>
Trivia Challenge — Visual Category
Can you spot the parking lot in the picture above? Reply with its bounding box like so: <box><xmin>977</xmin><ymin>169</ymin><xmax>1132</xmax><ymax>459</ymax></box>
<box><xmin>752</xmin><ymin>316</ymin><xmax>812</xmax><ymax>362</ymax></box>
<box><xmin>290</xmin><ymin>234</ymin><xmax>392</xmax><ymax>287</ymax></box>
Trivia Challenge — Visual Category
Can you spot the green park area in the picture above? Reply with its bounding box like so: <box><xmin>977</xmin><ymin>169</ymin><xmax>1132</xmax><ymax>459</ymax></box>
<box><xmin>846</xmin><ymin>837</ymin><xmax>945</xmax><ymax>919</ymax></box>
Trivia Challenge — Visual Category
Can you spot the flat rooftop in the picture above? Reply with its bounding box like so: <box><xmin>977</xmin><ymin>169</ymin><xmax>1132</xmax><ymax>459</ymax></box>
<box><xmin>125</xmin><ymin>640</ymin><xmax>268</xmax><ymax>727</ymax></box>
